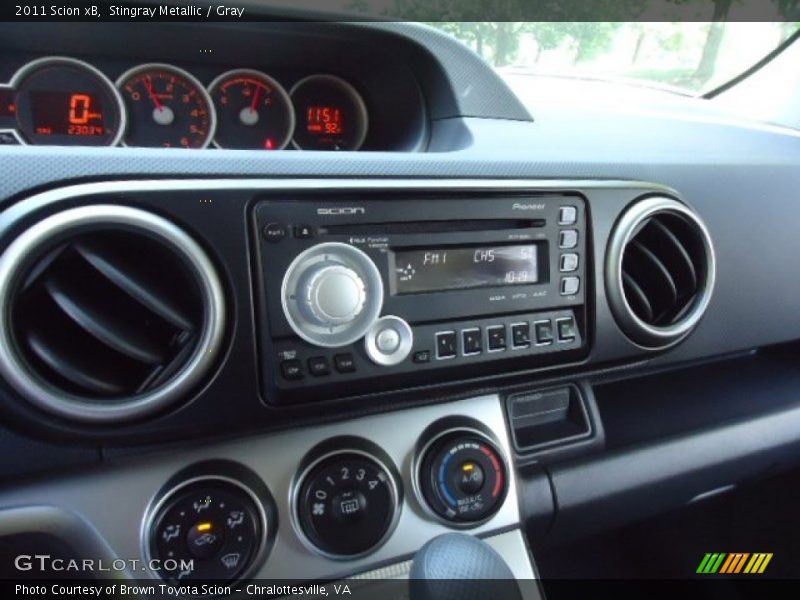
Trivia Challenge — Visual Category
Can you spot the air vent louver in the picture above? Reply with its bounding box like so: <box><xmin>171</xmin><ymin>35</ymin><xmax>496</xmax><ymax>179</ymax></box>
<box><xmin>606</xmin><ymin>197</ymin><xmax>714</xmax><ymax>348</ymax></box>
<box><xmin>0</xmin><ymin>205</ymin><xmax>225</xmax><ymax>423</ymax></box>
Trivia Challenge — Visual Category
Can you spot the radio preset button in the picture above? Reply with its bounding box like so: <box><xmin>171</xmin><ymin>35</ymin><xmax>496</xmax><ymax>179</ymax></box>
<box><xmin>558</xmin><ymin>206</ymin><xmax>577</xmax><ymax>225</ymax></box>
<box><xmin>511</xmin><ymin>323</ymin><xmax>531</xmax><ymax>348</ymax></box>
<box><xmin>557</xmin><ymin>317</ymin><xmax>577</xmax><ymax>342</ymax></box>
<box><xmin>435</xmin><ymin>331</ymin><xmax>457</xmax><ymax>359</ymax></box>
<box><xmin>559</xmin><ymin>230</ymin><xmax>578</xmax><ymax>249</ymax></box>
<box><xmin>487</xmin><ymin>326</ymin><xmax>507</xmax><ymax>351</ymax></box>
<box><xmin>462</xmin><ymin>328</ymin><xmax>482</xmax><ymax>355</ymax></box>
<box><xmin>560</xmin><ymin>253</ymin><xmax>579</xmax><ymax>272</ymax></box>
<box><xmin>534</xmin><ymin>320</ymin><xmax>554</xmax><ymax>345</ymax></box>
<box><xmin>308</xmin><ymin>356</ymin><xmax>331</xmax><ymax>377</ymax></box>
<box><xmin>560</xmin><ymin>276</ymin><xmax>580</xmax><ymax>296</ymax></box>
<box><xmin>281</xmin><ymin>359</ymin><xmax>304</xmax><ymax>380</ymax></box>
<box><xmin>334</xmin><ymin>353</ymin><xmax>356</xmax><ymax>373</ymax></box>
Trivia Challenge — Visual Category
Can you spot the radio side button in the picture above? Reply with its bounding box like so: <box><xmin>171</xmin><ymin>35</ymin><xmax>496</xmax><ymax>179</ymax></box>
<box><xmin>558</xmin><ymin>206</ymin><xmax>578</xmax><ymax>225</ymax></box>
<box><xmin>560</xmin><ymin>277</ymin><xmax>580</xmax><ymax>296</ymax></box>
<box><xmin>560</xmin><ymin>253</ymin><xmax>579</xmax><ymax>272</ymax></box>
<box><xmin>559</xmin><ymin>230</ymin><xmax>578</xmax><ymax>249</ymax></box>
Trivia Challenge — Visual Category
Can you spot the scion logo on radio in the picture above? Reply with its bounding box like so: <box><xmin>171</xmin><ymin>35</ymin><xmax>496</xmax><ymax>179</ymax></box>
<box><xmin>317</xmin><ymin>207</ymin><xmax>365</xmax><ymax>215</ymax></box>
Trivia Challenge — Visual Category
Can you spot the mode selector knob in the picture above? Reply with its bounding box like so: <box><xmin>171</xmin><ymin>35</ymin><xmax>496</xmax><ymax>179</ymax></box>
<box><xmin>365</xmin><ymin>316</ymin><xmax>413</xmax><ymax>366</ymax></box>
<box><xmin>282</xmin><ymin>242</ymin><xmax>384</xmax><ymax>348</ymax></box>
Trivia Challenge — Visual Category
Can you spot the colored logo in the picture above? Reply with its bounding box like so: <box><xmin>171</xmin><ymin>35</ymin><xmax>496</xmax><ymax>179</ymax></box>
<box><xmin>696</xmin><ymin>553</ymin><xmax>773</xmax><ymax>574</ymax></box>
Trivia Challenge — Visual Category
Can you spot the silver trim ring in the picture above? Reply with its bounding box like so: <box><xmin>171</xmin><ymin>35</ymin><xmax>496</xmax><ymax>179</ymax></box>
<box><xmin>364</xmin><ymin>315</ymin><xmax>414</xmax><ymax>366</ymax></box>
<box><xmin>281</xmin><ymin>242</ymin><xmax>384</xmax><ymax>348</ymax></box>
<box><xmin>411</xmin><ymin>427</ymin><xmax>509</xmax><ymax>529</ymax></box>
<box><xmin>0</xmin><ymin>205</ymin><xmax>226</xmax><ymax>423</ymax></box>
<box><xmin>116</xmin><ymin>63</ymin><xmax>217</xmax><ymax>149</ymax></box>
<box><xmin>289</xmin><ymin>74</ymin><xmax>368</xmax><ymax>151</ymax></box>
<box><xmin>289</xmin><ymin>448</ymin><xmax>401</xmax><ymax>561</ymax></box>
<box><xmin>605</xmin><ymin>196</ymin><xmax>716</xmax><ymax>349</ymax></box>
<box><xmin>9</xmin><ymin>56</ymin><xmax>127</xmax><ymax>147</ymax></box>
<box><xmin>140</xmin><ymin>475</ymin><xmax>269</xmax><ymax>582</ymax></box>
<box><xmin>207</xmin><ymin>68</ymin><xmax>295</xmax><ymax>151</ymax></box>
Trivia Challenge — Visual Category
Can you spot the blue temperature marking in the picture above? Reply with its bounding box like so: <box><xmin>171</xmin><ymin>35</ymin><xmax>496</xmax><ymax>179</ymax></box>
<box><xmin>438</xmin><ymin>451</ymin><xmax>457</xmax><ymax>507</ymax></box>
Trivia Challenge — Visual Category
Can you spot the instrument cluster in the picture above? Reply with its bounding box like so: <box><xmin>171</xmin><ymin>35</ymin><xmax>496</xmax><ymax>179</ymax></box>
<box><xmin>0</xmin><ymin>56</ymin><xmax>368</xmax><ymax>151</ymax></box>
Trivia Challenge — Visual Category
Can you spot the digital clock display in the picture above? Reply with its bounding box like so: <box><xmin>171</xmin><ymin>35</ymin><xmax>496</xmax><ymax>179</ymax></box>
<box><xmin>392</xmin><ymin>244</ymin><xmax>541</xmax><ymax>294</ymax></box>
<box><xmin>29</xmin><ymin>91</ymin><xmax>105</xmax><ymax>137</ymax></box>
<box><xmin>306</xmin><ymin>106</ymin><xmax>344</xmax><ymax>135</ymax></box>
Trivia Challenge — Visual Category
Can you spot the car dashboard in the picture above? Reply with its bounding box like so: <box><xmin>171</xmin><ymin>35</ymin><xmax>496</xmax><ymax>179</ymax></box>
<box><xmin>0</xmin><ymin>16</ymin><xmax>800</xmax><ymax>593</ymax></box>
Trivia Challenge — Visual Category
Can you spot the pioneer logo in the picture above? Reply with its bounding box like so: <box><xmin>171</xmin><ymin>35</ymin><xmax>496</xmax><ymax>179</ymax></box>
<box><xmin>512</xmin><ymin>202</ymin><xmax>545</xmax><ymax>211</ymax></box>
<box><xmin>317</xmin><ymin>207</ymin><xmax>365</xmax><ymax>215</ymax></box>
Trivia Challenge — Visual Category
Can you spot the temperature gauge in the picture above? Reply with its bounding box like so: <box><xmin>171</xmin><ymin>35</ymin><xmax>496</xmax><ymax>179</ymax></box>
<box><xmin>208</xmin><ymin>69</ymin><xmax>294</xmax><ymax>150</ymax></box>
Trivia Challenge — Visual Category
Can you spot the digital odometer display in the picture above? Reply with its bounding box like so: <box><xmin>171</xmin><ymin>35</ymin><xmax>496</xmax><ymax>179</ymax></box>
<box><xmin>392</xmin><ymin>244</ymin><xmax>540</xmax><ymax>294</ymax></box>
<box><xmin>29</xmin><ymin>91</ymin><xmax>106</xmax><ymax>137</ymax></box>
<box><xmin>13</xmin><ymin>57</ymin><xmax>123</xmax><ymax>146</ymax></box>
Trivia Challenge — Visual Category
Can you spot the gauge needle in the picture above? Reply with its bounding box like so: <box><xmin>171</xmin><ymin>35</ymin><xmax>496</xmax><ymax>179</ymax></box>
<box><xmin>144</xmin><ymin>76</ymin><xmax>174</xmax><ymax>126</ymax></box>
<box><xmin>144</xmin><ymin>76</ymin><xmax>163</xmax><ymax>110</ymax></box>
<box><xmin>250</xmin><ymin>85</ymin><xmax>263</xmax><ymax>113</ymax></box>
<box><xmin>239</xmin><ymin>85</ymin><xmax>263</xmax><ymax>127</ymax></box>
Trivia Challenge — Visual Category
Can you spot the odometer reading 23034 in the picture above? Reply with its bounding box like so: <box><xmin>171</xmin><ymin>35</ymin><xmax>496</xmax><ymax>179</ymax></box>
<box><xmin>117</xmin><ymin>63</ymin><xmax>216</xmax><ymax>148</ymax></box>
<box><xmin>12</xmin><ymin>57</ymin><xmax>124</xmax><ymax>146</ymax></box>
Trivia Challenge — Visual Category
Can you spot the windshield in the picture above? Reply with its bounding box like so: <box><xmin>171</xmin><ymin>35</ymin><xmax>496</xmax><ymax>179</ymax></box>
<box><xmin>425</xmin><ymin>22</ymin><xmax>799</xmax><ymax>96</ymax></box>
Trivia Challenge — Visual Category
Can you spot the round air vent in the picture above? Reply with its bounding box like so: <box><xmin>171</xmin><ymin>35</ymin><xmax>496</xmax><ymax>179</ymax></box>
<box><xmin>0</xmin><ymin>205</ymin><xmax>225</xmax><ymax>423</ymax></box>
<box><xmin>606</xmin><ymin>196</ymin><xmax>715</xmax><ymax>349</ymax></box>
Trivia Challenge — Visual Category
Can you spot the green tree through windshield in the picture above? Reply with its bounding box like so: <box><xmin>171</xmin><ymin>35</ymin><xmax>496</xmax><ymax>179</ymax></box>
<box><xmin>349</xmin><ymin>0</ymin><xmax>800</xmax><ymax>94</ymax></box>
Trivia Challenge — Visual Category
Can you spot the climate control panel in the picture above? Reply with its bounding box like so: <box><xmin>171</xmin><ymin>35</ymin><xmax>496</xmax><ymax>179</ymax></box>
<box><xmin>416</xmin><ymin>429</ymin><xmax>509</xmax><ymax>525</ymax></box>
<box><xmin>293</xmin><ymin>446</ymin><xmax>400</xmax><ymax>559</ymax></box>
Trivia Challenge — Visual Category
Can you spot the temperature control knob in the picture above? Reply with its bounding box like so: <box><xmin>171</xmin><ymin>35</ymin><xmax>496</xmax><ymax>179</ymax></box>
<box><xmin>282</xmin><ymin>242</ymin><xmax>383</xmax><ymax>347</ymax></box>
<box><xmin>417</xmin><ymin>431</ymin><xmax>508</xmax><ymax>525</ymax></box>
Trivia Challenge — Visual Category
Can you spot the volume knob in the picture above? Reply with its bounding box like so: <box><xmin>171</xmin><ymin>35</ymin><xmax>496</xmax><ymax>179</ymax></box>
<box><xmin>302</xmin><ymin>264</ymin><xmax>366</xmax><ymax>326</ymax></box>
<box><xmin>282</xmin><ymin>242</ymin><xmax>384</xmax><ymax>348</ymax></box>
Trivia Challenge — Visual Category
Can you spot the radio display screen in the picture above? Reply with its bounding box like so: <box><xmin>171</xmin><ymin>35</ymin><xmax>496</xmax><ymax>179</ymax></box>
<box><xmin>392</xmin><ymin>244</ymin><xmax>540</xmax><ymax>294</ymax></box>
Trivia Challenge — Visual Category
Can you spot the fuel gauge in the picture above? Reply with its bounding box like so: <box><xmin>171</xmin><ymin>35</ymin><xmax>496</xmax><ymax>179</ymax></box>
<box><xmin>208</xmin><ymin>69</ymin><xmax>294</xmax><ymax>150</ymax></box>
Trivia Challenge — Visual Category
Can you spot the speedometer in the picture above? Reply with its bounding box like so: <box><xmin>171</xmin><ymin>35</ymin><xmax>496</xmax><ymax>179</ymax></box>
<box><xmin>11</xmin><ymin>57</ymin><xmax>125</xmax><ymax>146</ymax></box>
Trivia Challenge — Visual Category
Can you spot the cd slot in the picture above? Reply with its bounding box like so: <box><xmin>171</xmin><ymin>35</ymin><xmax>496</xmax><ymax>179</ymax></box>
<box><xmin>320</xmin><ymin>219</ymin><xmax>545</xmax><ymax>235</ymax></box>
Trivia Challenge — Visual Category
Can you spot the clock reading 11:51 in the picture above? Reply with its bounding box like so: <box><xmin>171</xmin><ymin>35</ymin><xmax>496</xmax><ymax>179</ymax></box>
<box><xmin>290</xmin><ymin>74</ymin><xmax>368</xmax><ymax>151</ymax></box>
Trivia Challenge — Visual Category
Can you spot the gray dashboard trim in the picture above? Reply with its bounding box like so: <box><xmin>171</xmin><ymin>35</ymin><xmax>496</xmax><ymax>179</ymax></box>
<box><xmin>0</xmin><ymin>394</ymin><xmax>520</xmax><ymax>581</ymax></box>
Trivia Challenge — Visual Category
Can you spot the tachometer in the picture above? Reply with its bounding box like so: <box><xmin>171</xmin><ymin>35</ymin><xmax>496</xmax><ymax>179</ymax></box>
<box><xmin>290</xmin><ymin>75</ymin><xmax>368</xmax><ymax>151</ymax></box>
<box><xmin>117</xmin><ymin>63</ymin><xmax>215</xmax><ymax>148</ymax></box>
<box><xmin>11</xmin><ymin>57</ymin><xmax>125</xmax><ymax>146</ymax></box>
<box><xmin>208</xmin><ymin>69</ymin><xmax>294</xmax><ymax>150</ymax></box>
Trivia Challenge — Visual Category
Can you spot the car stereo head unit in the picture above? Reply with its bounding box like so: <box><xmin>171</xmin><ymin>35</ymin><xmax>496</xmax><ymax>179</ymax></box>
<box><xmin>253</xmin><ymin>194</ymin><xmax>588</xmax><ymax>403</ymax></box>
